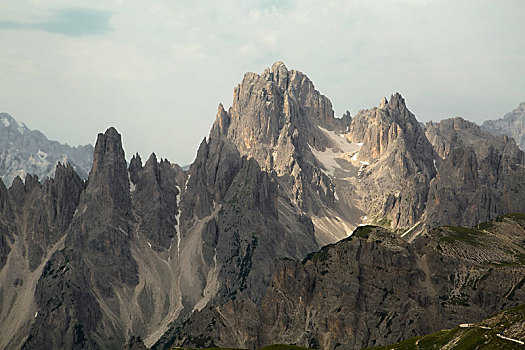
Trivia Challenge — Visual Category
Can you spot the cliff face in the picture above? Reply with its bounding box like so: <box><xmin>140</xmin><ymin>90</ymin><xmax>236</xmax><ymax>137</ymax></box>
<box><xmin>213</xmin><ymin>62</ymin><xmax>350</xmax><ymax>245</ymax></box>
<box><xmin>0</xmin><ymin>163</ymin><xmax>85</xmax><ymax>349</ymax></box>
<box><xmin>171</xmin><ymin>215</ymin><xmax>525</xmax><ymax>350</ymax></box>
<box><xmin>482</xmin><ymin>101</ymin><xmax>525</xmax><ymax>151</ymax></box>
<box><xmin>424</xmin><ymin>118</ymin><xmax>525</xmax><ymax>231</ymax></box>
<box><xmin>1</xmin><ymin>63</ymin><xmax>525</xmax><ymax>349</ymax></box>
<box><xmin>1</xmin><ymin>125</ymin><xmax>320</xmax><ymax>349</ymax></box>
<box><xmin>344</xmin><ymin>93</ymin><xmax>437</xmax><ymax>230</ymax></box>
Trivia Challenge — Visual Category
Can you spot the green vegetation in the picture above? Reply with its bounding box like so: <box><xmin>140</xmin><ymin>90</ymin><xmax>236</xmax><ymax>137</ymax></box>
<box><xmin>439</xmin><ymin>226</ymin><xmax>484</xmax><ymax>246</ymax></box>
<box><xmin>374</xmin><ymin>216</ymin><xmax>392</xmax><ymax>228</ymax></box>
<box><xmin>353</xmin><ymin>225</ymin><xmax>379</xmax><ymax>239</ymax></box>
<box><xmin>170</xmin><ymin>348</ymin><xmax>245</xmax><ymax>350</ymax></box>
<box><xmin>504</xmin><ymin>212</ymin><xmax>525</xmax><ymax>224</ymax></box>
<box><xmin>170</xmin><ymin>345</ymin><xmax>311</xmax><ymax>350</ymax></box>
<box><xmin>303</xmin><ymin>244</ymin><xmax>333</xmax><ymax>264</ymax></box>
<box><xmin>368</xmin><ymin>305</ymin><xmax>525</xmax><ymax>350</ymax></box>
<box><xmin>238</xmin><ymin>235</ymin><xmax>258</xmax><ymax>291</ymax></box>
<box><xmin>476</xmin><ymin>220</ymin><xmax>495</xmax><ymax>231</ymax></box>
<box><xmin>260</xmin><ymin>345</ymin><xmax>311</xmax><ymax>350</ymax></box>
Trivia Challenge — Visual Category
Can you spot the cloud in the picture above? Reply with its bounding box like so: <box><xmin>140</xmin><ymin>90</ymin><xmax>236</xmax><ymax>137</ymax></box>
<box><xmin>0</xmin><ymin>0</ymin><xmax>524</xmax><ymax>166</ymax></box>
<box><xmin>0</xmin><ymin>8</ymin><xmax>113</xmax><ymax>37</ymax></box>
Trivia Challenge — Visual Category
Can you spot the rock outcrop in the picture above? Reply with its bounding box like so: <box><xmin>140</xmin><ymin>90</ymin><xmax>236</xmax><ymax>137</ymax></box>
<box><xmin>424</xmin><ymin>118</ymin><xmax>525</xmax><ymax>230</ymax></box>
<box><xmin>170</xmin><ymin>215</ymin><xmax>525</xmax><ymax>349</ymax></box>
<box><xmin>346</xmin><ymin>93</ymin><xmax>437</xmax><ymax>229</ymax></box>
<box><xmin>213</xmin><ymin>62</ymin><xmax>350</xmax><ymax>245</ymax></box>
<box><xmin>23</xmin><ymin>127</ymin><xmax>138</xmax><ymax>349</ymax></box>
<box><xmin>1</xmin><ymin>63</ymin><xmax>525</xmax><ymax>350</ymax></box>
<box><xmin>482</xmin><ymin>102</ymin><xmax>525</xmax><ymax>151</ymax></box>
<box><xmin>0</xmin><ymin>163</ymin><xmax>85</xmax><ymax>349</ymax></box>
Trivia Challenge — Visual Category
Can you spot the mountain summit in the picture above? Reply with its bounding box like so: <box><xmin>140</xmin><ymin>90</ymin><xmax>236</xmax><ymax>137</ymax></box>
<box><xmin>0</xmin><ymin>63</ymin><xmax>524</xmax><ymax>350</ymax></box>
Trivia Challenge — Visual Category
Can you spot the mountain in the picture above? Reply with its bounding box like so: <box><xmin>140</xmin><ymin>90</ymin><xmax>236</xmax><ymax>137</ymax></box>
<box><xmin>1</xmin><ymin>62</ymin><xmax>525</xmax><ymax>349</ymax></box>
<box><xmin>167</xmin><ymin>214</ymin><xmax>525</xmax><ymax>349</ymax></box>
<box><xmin>482</xmin><ymin>102</ymin><xmax>525</xmax><ymax>151</ymax></box>
<box><xmin>424</xmin><ymin>117</ymin><xmax>525</xmax><ymax>233</ymax></box>
<box><xmin>1</xmin><ymin>125</ymin><xmax>319</xmax><ymax>349</ymax></box>
<box><xmin>0</xmin><ymin>113</ymin><xmax>93</xmax><ymax>185</ymax></box>
<box><xmin>214</xmin><ymin>62</ymin><xmax>525</xmax><ymax>241</ymax></box>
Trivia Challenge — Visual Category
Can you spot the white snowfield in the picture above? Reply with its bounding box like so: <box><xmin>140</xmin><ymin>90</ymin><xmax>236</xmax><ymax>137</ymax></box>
<box><xmin>1</xmin><ymin>117</ymin><xmax>10</xmax><ymax>127</ymax></box>
<box><xmin>310</xmin><ymin>126</ymin><xmax>363</xmax><ymax>176</ymax></box>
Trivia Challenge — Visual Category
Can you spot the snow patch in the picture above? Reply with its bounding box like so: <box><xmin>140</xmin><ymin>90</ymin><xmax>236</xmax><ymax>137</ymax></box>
<box><xmin>128</xmin><ymin>171</ymin><xmax>136</xmax><ymax>192</ymax></box>
<box><xmin>16</xmin><ymin>120</ymin><xmax>26</xmax><ymax>133</ymax></box>
<box><xmin>37</xmin><ymin>150</ymin><xmax>47</xmax><ymax>159</ymax></box>
<box><xmin>1</xmin><ymin>117</ymin><xmax>10</xmax><ymax>127</ymax></box>
<box><xmin>310</xmin><ymin>126</ymin><xmax>363</xmax><ymax>177</ymax></box>
<box><xmin>401</xmin><ymin>221</ymin><xmax>422</xmax><ymax>238</ymax></box>
<box><xmin>34</xmin><ymin>311</ymin><xmax>38</xmax><ymax>318</ymax></box>
<box><xmin>319</xmin><ymin>126</ymin><xmax>360</xmax><ymax>154</ymax></box>
<box><xmin>147</xmin><ymin>241</ymin><xmax>152</xmax><ymax>248</ymax></box>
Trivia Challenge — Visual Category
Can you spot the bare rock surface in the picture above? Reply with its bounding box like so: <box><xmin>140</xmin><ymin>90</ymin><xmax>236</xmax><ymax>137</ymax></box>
<box><xmin>170</xmin><ymin>215</ymin><xmax>525</xmax><ymax>350</ymax></box>
<box><xmin>483</xmin><ymin>102</ymin><xmax>525</xmax><ymax>151</ymax></box>
<box><xmin>0</xmin><ymin>63</ymin><xmax>524</xmax><ymax>350</ymax></box>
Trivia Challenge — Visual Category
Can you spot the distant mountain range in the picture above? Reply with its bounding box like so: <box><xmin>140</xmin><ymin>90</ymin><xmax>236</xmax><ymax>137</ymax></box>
<box><xmin>0</xmin><ymin>113</ymin><xmax>93</xmax><ymax>185</ymax></box>
<box><xmin>482</xmin><ymin>102</ymin><xmax>525</xmax><ymax>151</ymax></box>
<box><xmin>0</xmin><ymin>63</ymin><xmax>524</xmax><ymax>350</ymax></box>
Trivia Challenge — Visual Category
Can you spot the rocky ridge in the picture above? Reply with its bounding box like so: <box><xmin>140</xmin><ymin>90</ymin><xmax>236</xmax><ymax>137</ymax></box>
<box><xmin>0</xmin><ymin>113</ymin><xmax>93</xmax><ymax>185</ymax></box>
<box><xmin>0</xmin><ymin>63</ymin><xmax>524</xmax><ymax>349</ymax></box>
<box><xmin>482</xmin><ymin>101</ymin><xmax>525</xmax><ymax>151</ymax></box>
<box><xmin>169</xmin><ymin>214</ymin><xmax>525</xmax><ymax>349</ymax></box>
<box><xmin>1</xmin><ymin>124</ymin><xmax>320</xmax><ymax>349</ymax></box>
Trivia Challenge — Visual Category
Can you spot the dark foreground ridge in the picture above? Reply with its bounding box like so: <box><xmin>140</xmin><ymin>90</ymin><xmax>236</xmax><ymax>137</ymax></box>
<box><xmin>160</xmin><ymin>214</ymin><xmax>525</xmax><ymax>349</ymax></box>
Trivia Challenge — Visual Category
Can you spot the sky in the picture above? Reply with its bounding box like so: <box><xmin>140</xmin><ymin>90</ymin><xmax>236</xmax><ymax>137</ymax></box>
<box><xmin>1</xmin><ymin>0</ymin><xmax>524</xmax><ymax>166</ymax></box>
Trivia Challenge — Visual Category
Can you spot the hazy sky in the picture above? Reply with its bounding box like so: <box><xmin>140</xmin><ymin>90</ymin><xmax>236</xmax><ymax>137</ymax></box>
<box><xmin>1</xmin><ymin>0</ymin><xmax>524</xmax><ymax>165</ymax></box>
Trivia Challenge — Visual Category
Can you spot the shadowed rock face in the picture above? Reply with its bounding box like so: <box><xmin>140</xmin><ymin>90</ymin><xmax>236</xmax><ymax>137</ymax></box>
<box><xmin>129</xmin><ymin>153</ymin><xmax>181</xmax><ymax>250</ymax></box>
<box><xmin>170</xmin><ymin>216</ymin><xmax>525</xmax><ymax>350</ymax></box>
<box><xmin>23</xmin><ymin>127</ymin><xmax>138</xmax><ymax>349</ymax></box>
<box><xmin>2</xmin><ymin>124</ymin><xmax>320</xmax><ymax>349</ymax></box>
<box><xmin>1</xmin><ymin>63</ymin><xmax>525</xmax><ymax>350</ymax></box>
<box><xmin>0</xmin><ymin>163</ymin><xmax>85</xmax><ymax>349</ymax></box>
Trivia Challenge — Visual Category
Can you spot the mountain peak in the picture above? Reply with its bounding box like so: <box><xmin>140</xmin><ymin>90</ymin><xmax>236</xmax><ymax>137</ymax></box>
<box><xmin>92</xmin><ymin>127</ymin><xmax>125</xmax><ymax>174</ymax></box>
<box><xmin>379</xmin><ymin>96</ymin><xmax>388</xmax><ymax>108</ymax></box>
<box><xmin>271</xmin><ymin>60</ymin><xmax>288</xmax><ymax>72</ymax></box>
<box><xmin>88</xmin><ymin>126</ymin><xmax>131</xmax><ymax>213</ymax></box>
<box><xmin>0</xmin><ymin>112</ymin><xmax>28</xmax><ymax>134</ymax></box>
<box><xmin>388</xmin><ymin>92</ymin><xmax>407</xmax><ymax>109</ymax></box>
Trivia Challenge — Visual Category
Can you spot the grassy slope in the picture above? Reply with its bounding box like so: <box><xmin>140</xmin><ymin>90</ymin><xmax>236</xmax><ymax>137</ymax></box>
<box><xmin>170</xmin><ymin>345</ymin><xmax>311</xmax><ymax>350</ymax></box>
<box><xmin>366</xmin><ymin>305</ymin><xmax>525</xmax><ymax>350</ymax></box>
